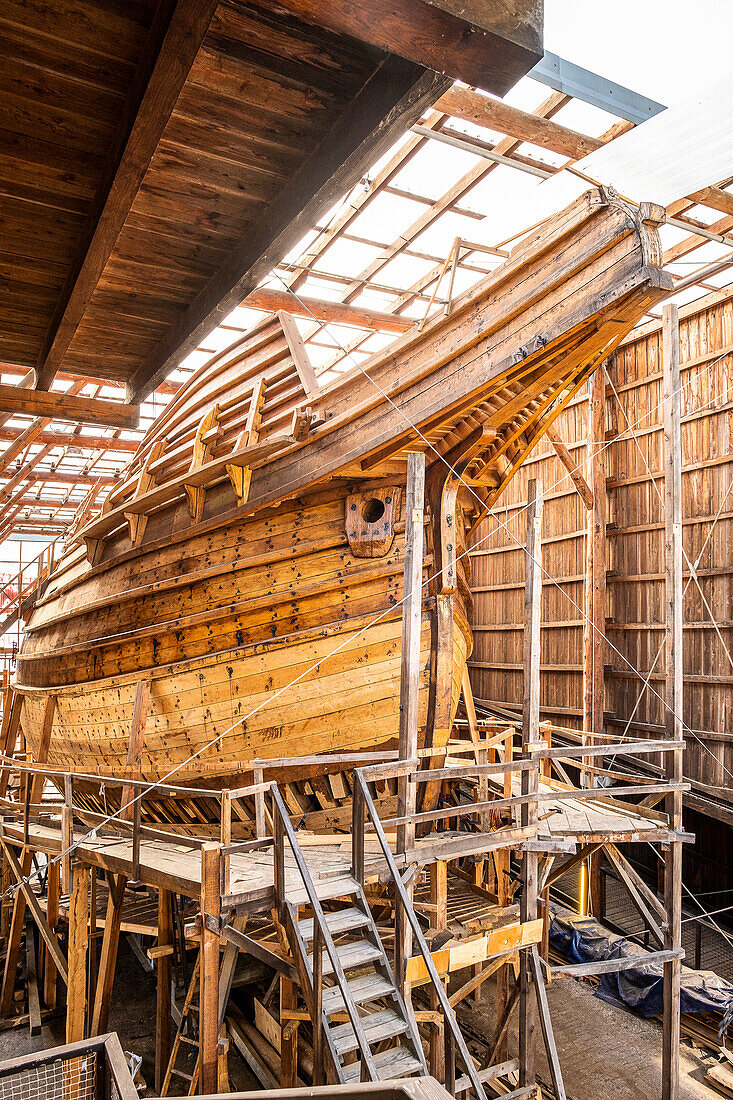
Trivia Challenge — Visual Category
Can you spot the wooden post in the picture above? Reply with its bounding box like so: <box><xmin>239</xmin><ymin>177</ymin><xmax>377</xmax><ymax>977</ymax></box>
<box><xmin>429</xmin><ymin>861</ymin><xmax>447</xmax><ymax>1080</ymax></box>
<box><xmin>584</xmin><ymin>367</ymin><xmax>607</xmax><ymax>915</ymax></box>
<box><xmin>519</xmin><ymin>478</ymin><xmax>542</xmax><ymax>1088</ymax></box>
<box><xmin>395</xmin><ymin>451</ymin><xmax>425</xmax><ymax>998</ymax></box>
<box><xmin>200</xmin><ymin>844</ymin><xmax>221</xmax><ymax>1095</ymax></box>
<box><xmin>66</xmin><ymin>863</ymin><xmax>90</xmax><ymax>1042</ymax></box>
<box><xmin>662</xmin><ymin>303</ymin><xmax>683</xmax><ymax>1100</ymax></box>
<box><xmin>156</xmin><ymin>889</ymin><xmax>174</xmax><ymax>1093</ymax></box>
<box><xmin>0</xmin><ymin>720</ymin><xmax>53</xmax><ymax>1017</ymax></box>
<box><xmin>43</xmin><ymin>861</ymin><xmax>59</xmax><ymax>1010</ymax></box>
<box><xmin>90</xmin><ymin>874</ymin><xmax>127</xmax><ymax>1036</ymax></box>
<box><xmin>280</xmin><ymin>976</ymin><xmax>299</xmax><ymax>1088</ymax></box>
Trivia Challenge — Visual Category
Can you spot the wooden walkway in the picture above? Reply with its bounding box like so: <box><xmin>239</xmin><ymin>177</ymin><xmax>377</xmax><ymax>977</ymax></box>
<box><xmin>530</xmin><ymin>778</ymin><xmax>671</xmax><ymax>845</ymax></box>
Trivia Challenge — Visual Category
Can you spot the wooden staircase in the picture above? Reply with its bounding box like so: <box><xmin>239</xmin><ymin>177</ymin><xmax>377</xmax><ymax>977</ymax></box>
<box><xmin>269</xmin><ymin>783</ymin><xmax>486</xmax><ymax>1093</ymax></box>
<box><xmin>285</xmin><ymin>885</ymin><xmax>427</xmax><ymax>1084</ymax></box>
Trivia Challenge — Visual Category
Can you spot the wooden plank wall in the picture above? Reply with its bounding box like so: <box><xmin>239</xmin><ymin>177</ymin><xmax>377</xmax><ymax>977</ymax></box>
<box><xmin>469</xmin><ymin>286</ymin><xmax>733</xmax><ymax>810</ymax></box>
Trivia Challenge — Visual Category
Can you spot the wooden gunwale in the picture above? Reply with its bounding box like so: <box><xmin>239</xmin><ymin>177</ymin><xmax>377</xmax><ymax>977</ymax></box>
<box><xmin>76</xmin><ymin>225</ymin><xmax>649</xmax><ymax>570</ymax></box>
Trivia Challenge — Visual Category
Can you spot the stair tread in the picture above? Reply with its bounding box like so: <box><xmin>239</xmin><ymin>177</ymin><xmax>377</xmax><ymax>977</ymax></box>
<box><xmin>289</xmin><ymin>876</ymin><xmax>358</xmax><ymax>906</ymax></box>
<box><xmin>331</xmin><ymin>1008</ymin><xmax>410</xmax><ymax>1056</ymax></box>
<box><xmin>322</xmin><ymin>971</ymin><xmax>395</xmax><ymax>1014</ymax></box>
<box><xmin>309</xmin><ymin>938</ymin><xmax>382</xmax><ymax>977</ymax></box>
<box><xmin>300</xmin><ymin>906</ymin><xmax>369</xmax><ymax>941</ymax></box>
<box><xmin>342</xmin><ymin>1044</ymin><xmax>424</xmax><ymax>1083</ymax></box>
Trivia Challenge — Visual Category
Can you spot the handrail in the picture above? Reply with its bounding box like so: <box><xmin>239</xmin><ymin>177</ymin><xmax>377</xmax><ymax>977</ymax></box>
<box><xmin>352</xmin><ymin>769</ymin><xmax>488</xmax><ymax>1100</ymax></box>
<box><xmin>269</xmin><ymin>782</ymin><xmax>378</xmax><ymax>1082</ymax></box>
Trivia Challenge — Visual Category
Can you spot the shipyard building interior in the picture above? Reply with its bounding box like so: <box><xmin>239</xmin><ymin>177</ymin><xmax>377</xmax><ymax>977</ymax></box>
<box><xmin>0</xmin><ymin>2</ymin><xmax>731</xmax><ymax>1100</ymax></box>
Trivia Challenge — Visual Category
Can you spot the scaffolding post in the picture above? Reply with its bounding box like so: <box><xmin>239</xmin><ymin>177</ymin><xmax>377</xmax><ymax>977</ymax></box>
<box><xmin>662</xmin><ymin>303</ymin><xmax>683</xmax><ymax>1100</ymax></box>
<box><xmin>519</xmin><ymin>477</ymin><xmax>542</xmax><ymax>1087</ymax></box>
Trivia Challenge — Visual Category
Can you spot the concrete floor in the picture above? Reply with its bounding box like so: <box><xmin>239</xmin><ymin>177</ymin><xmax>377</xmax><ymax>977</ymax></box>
<box><xmin>462</xmin><ymin>975</ymin><xmax>715</xmax><ymax>1100</ymax></box>
<box><xmin>0</xmin><ymin>942</ymin><xmax>720</xmax><ymax>1100</ymax></box>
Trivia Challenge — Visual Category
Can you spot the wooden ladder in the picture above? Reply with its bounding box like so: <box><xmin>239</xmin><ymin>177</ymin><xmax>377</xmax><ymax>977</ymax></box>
<box><xmin>161</xmin><ymin>913</ymin><xmax>245</xmax><ymax>1095</ymax></box>
<box><xmin>161</xmin><ymin>953</ymin><xmax>202</xmax><ymax>1095</ymax></box>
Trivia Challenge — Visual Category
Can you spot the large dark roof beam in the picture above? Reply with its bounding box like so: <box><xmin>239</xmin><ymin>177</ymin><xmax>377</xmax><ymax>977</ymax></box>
<box><xmin>128</xmin><ymin>58</ymin><xmax>451</xmax><ymax>403</ymax></box>
<box><xmin>34</xmin><ymin>0</ymin><xmax>220</xmax><ymax>392</ymax></box>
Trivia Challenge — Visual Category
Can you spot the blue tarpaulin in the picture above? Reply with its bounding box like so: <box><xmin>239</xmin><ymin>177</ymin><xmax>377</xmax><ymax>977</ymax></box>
<box><xmin>549</xmin><ymin>903</ymin><xmax>733</xmax><ymax>1019</ymax></box>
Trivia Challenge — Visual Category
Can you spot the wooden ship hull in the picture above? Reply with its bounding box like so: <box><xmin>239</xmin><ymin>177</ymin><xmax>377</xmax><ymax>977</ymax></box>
<box><xmin>14</xmin><ymin>189</ymin><xmax>672</xmax><ymax>819</ymax></box>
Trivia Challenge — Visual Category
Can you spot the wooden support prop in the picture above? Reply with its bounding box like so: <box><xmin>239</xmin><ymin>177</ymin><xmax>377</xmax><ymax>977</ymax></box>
<box><xmin>662</xmin><ymin>303</ymin><xmax>683</xmax><ymax>1100</ymax></box>
<box><xmin>0</xmin><ymin>709</ymin><xmax>53</xmax><ymax>1017</ymax></box>
<box><xmin>124</xmin><ymin>438</ymin><xmax>166</xmax><ymax>546</ymax></box>
<box><xmin>156</xmin><ymin>889</ymin><xmax>173</xmax><ymax>1094</ymax></box>
<box><xmin>66</xmin><ymin>864</ymin><xmax>90</xmax><ymax>1043</ymax></box>
<box><xmin>61</xmin><ymin>775</ymin><xmax>73</xmax><ymax>895</ymax></box>
<box><xmin>226</xmin><ymin>377</ymin><xmax>267</xmax><ymax>506</ymax></box>
<box><xmin>0</xmin><ymin>841</ymin><xmax>68</xmax><ymax>985</ymax></box>
<box><xmin>25</xmin><ymin>916</ymin><xmax>41</xmax><ymax>1036</ymax></box>
<box><xmin>546</xmin><ymin>426</ymin><xmax>593</xmax><ymax>509</ymax></box>
<box><xmin>529</xmin><ymin>947</ymin><xmax>566</xmax><ymax>1100</ymax></box>
<box><xmin>429</xmin><ymin>860</ymin><xmax>447</xmax><ymax>1078</ymax></box>
<box><xmin>278</xmin><ymin>311</ymin><xmax>319</xmax><ymax>398</ymax></box>
<box><xmin>520</xmin><ymin>477</ymin><xmax>542</xmax><ymax>1089</ymax></box>
<box><xmin>0</xmin><ymin>690</ymin><xmax>23</xmax><ymax>798</ymax></box>
<box><xmin>583</xmin><ymin>365</ymin><xmax>607</xmax><ymax>913</ymax></box>
<box><xmin>280</xmin><ymin>976</ymin><xmax>298</xmax><ymax>1088</ymax></box>
<box><xmin>185</xmin><ymin>405</ymin><xmax>221</xmax><ymax>522</ymax></box>
<box><xmin>90</xmin><ymin>874</ymin><xmax>127</xmax><ymax>1036</ymax></box>
<box><xmin>395</xmin><ymin>452</ymin><xmax>425</xmax><ymax>1002</ymax></box>
<box><xmin>200</xmin><ymin>844</ymin><xmax>221</xmax><ymax>1095</ymax></box>
<box><xmin>44</xmin><ymin>861</ymin><xmax>60</xmax><ymax>1009</ymax></box>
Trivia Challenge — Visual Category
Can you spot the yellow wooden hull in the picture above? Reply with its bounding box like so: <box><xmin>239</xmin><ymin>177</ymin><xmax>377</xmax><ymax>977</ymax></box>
<box><xmin>16</xmin><ymin>484</ymin><xmax>471</xmax><ymax>795</ymax></box>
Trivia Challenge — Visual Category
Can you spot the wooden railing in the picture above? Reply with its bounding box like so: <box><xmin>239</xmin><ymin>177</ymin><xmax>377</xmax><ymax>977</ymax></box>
<box><xmin>352</xmin><ymin>767</ymin><xmax>489</xmax><ymax>1100</ymax></box>
<box><xmin>0</xmin><ymin>539</ymin><xmax>59</xmax><ymax>634</ymax></box>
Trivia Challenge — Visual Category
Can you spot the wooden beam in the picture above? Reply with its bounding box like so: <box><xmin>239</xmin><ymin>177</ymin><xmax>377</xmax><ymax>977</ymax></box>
<box><xmin>244</xmin><ymin>288</ymin><xmax>413</xmax><ymax>334</ymax></box>
<box><xmin>90</xmin><ymin>876</ymin><xmax>127</xmax><ymax>1036</ymax></box>
<box><xmin>200</xmin><ymin>844</ymin><xmax>221</xmax><ymax>1095</ymax></box>
<box><xmin>156</xmin><ymin>889</ymin><xmax>173</xmax><ymax>1094</ymax></box>
<box><xmin>44</xmin><ymin>862</ymin><xmax>60</xmax><ymax>1010</ymax></box>
<box><xmin>35</xmin><ymin>0</ymin><xmax>220</xmax><ymax>390</ymax></box>
<box><xmin>0</xmin><ymin>386</ymin><xmax>138</xmax><ymax>430</ymax></box>
<box><xmin>66</xmin><ymin>864</ymin><xmax>90</xmax><ymax>1043</ymax></box>
<box><xmin>272</xmin><ymin>0</ymin><xmax>542</xmax><ymax>95</ymax></box>
<box><xmin>435</xmin><ymin>85</ymin><xmax>601</xmax><ymax>160</ymax></box>
<box><xmin>546</xmin><ymin>426</ymin><xmax>592</xmax><ymax>509</ymax></box>
<box><xmin>520</xmin><ymin>477</ymin><xmax>542</xmax><ymax>1089</ymax></box>
<box><xmin>0</xmin><ymin>428</ymin><xmax>141</xmax><ymax>453</ymax></box>
<box><xmin>662</xmin><ymin>302</ymin><xmax>683</xmax><ymax>1100</ymax></box>
<box><xmin>395</xmin><ymin>451</ymin><xmax>425</xmax><ymax>1002</ymax></box>
<box><xmin>129</xmin><ymin>60</ymin><xmax>451</xmax><ymax>402</ymax></box>
<box><xmin>0</xmin><ymin>841</ymin><xmax>68</xmax><ymax>986</ymax></box>
<box><xmin>583</xmin><ymin>365</ymin><xmax>607</xmax><ymax>916</ymax></box>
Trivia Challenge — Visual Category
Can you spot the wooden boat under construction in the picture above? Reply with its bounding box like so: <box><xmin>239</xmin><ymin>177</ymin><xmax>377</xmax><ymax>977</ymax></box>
<box><xmin>13</xmin><ymin>188</ymin><xmax>672</xmax><ymax>817</ymax></box>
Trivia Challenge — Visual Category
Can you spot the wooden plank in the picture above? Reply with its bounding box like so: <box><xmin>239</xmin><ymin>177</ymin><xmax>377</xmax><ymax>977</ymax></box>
<box><xmin>550</xmin><ymin>948</ymin><xmax>684</xmax><ymax>977</ymax></box>
<box><xmin>662</xmin><ymin>302</ymin><xmax>683</xmax><ymax>1100</ymax></box>
<box><xmin>129</xmin><ymin>61</ymin><xmax>450</xmax><ymax>401</ymax></box>
<box><xmin>35</xmin><ymin>0</ymin><xmax>221</xmax><ymax>390</ymax></box>
<box><xmin>0</xmin><ymin>384</ymin><xmax>138</xmax><ymax>429</ymax></box>
<box><xmin>66</xmin><ymin>864</ymin><xmax>90</xmax><ymax>1043</ymax></box>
